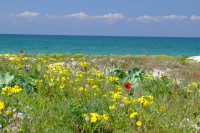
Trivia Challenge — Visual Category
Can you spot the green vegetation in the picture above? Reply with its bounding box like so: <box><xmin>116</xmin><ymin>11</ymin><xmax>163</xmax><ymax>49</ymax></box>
<box><xmin>0</xmin><ymin>53</ymin><xmax>200</xmax><ymax>133</ymax></box>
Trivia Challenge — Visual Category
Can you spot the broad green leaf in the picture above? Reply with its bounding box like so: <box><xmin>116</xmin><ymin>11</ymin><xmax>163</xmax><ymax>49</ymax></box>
<box><xmin>0</xmin><ymin>72</ymin><xmax>14</xmax><ymax>85</ymax></box>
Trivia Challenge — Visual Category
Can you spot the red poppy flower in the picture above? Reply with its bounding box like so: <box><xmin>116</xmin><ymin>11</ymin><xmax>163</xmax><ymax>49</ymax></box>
<box><xmin>20</xmin><ymin>50</ymin><xmax>24</xmax><ymax>54</ymax></box>
<box><xmin>124</xmin><ymin>81</ymin><xmax>132</xmax><ymax>90</ymax></box>
<box><xmin>196</xmin><ymin>72</ymin><xmax>199</xmax><ymax>77</ymax></box>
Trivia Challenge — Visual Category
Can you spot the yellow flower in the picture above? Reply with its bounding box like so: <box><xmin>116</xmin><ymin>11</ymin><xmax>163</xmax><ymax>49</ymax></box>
<box><xmin>0</xmin><ymin>100</ymin><xmax>4</xmax><ymax>110</ymax></box>
<box><xmin>12</xmin><ymin>85</ymin><xmax>23</xmax><ymax>93</ymax></box>
<box><xmin>18</xmin><ymin>128</ymin><xmax>24</xmax><ymax>132</ymax></box>
<box><xmin>90</xmin><ymin>113</ymin><xmax>100</xmax><ymax>123</ymax></box>
<box><xmin>86</xmin><ymin>78</ymin><xmax>94</xmax><ymax>84</ymax></box>
<box><xmin>50</xmin><ymin>78</ymin><xmax>54</xmax><ymax>82</ymax></box>
<box><xmin>112</xmin><ymin>92</ymin><xmax>122</xmax><ymax>100</ymax></box>
<box><xmin>102</xmin><ymin>114</ymin><xmax>109</xmax><ymax>121</ymax></box>
<box><xmin>91</xmin><ymin>116</ymin><xmax>97</xmax><ymax>123</ymax></box>
<box><xmin>107</xmin><ymin>76</ymin><xmax>119</xmax><ymax>82</ymax></box>
<box><xmin>130</xmin><ymin>112</ymin><xmax>138</xmax><ymax>119</ymax></box>
<box><xmin>82</xmin><ymin>113</ymin><xmax>88</xmax><ymax>117</ymax></box>
<box><xmin>136</xmin><ymin>121</ymin><xmax>142</xmax><ymax>127</ymax></box>
<box><xmin>160</xmin><ymin>107</ymin><xmax>165</xmax><ymax>112</ymax></box>
<box><xmin>49</xmin><ymin>83</ymin><xmax>53</xmax><ymax>87</ymax></box>
<box><xmin>61</xmin><ymin>77</ymin><xmax>66</xmax><ymax>82</ymax></box>
<box><xmin>144</xmin><ymin>74</ymin><xmax>152</xmax><ymax>79</ymax></box>
<box><xmin>188</xmin><ymin>82</ymin><xmax>198</xmax><ymax>87</ymax></box>
<box><xmin>43</xmin><ymin>74</ymin><xmax>48</xmax><ymax>78</ymax></box>
<box><xmin>143</xmin><ymin>100</ymin><xmax>149</xmax><ymax>106</ymax></box>
<box><xmin>6</xmin><ymin>110</ymin><xmax>12</xmax><ymax>115</ymax></box>
<box><xmin>96</xmin><ymin>72</ymin><xmax>103</xmax><ymax>78</ymax></box>
<box><xmin>1</xmin><ymin>85</ymin><xmax>22</xmax><ymax>96</ymax></box>
<box><xmin>109</xmin><ymin>105</ymin><xmax>115</xmax><ymax>110</ymax></box>
<box><xmin>78</xmin><ymin>61</ymin><xmax>90</xmax><ymax>67</ymax></box>
<box><xmin>146</xmin><ymin>95</ymin><xmax>154</xmax><ymax>100</ymax></box>
<box><xmin>60</xmin><ymin>84</ymin><xmax>65</xmax><ymax>89</ymax></box>
<box><xmin>92</xmin><ymin>85</ymin><xmax>98</xmax><ymax>89</ymax></box>
<box><xmin>69</xmin><ymin>81</ymin><xmax>74</xmax><ymax>84</ymax></box>
<box><xmin>59</xmin><ymin>70</ymin><xmax>63</xmax><ymax>74</ymax></box>
<box><xmin>123</xmin><ymin>97</ymin><xmax>131</xmax><ymax>104</ymax></box>
<box><xmin>79</xmin><ymin>87</ymin><xmax>84</xmax><ymax>91</ymax></box>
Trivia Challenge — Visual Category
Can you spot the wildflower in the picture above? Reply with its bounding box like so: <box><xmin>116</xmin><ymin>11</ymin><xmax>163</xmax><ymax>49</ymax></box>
<box><xmin>86</xmin><ymin>78</ymin><xmax>94</xmax><ymax>84</ymax></box>
<box><xmin>123</xmin><ymin>97</ymin><xmax>131</xmax><ymax>104</ymax></box>
<box><xmin>79</xmin><ymin>87</ymin><xmax>84</xmax><ymax>91</ymax></box>
<box><xmin>82</xmin><ymin>113</ymin><xmax>90</xmax><ymax>122</ymax></box>
<box><xmin>109</xmin><ymin>105</ymin><xmax>115</xmax><ymax>110</ymax></box>
<box><xmin>115</xmin><ymin>85</ymin><xmax>121</xmax><ymax>90</ymax></box>
<box><xmin>82</xmin><ymin>113</ymin><xmax>88</xmax><ymax>117</ymax></box>
<box><xmin>1</xmin><ymin>86</ymin><xmax>22</xmax><ymax>96</ymax></box>
<box><xmin>146</xmin><ymin>95</ymin><xmax>154</xmax><ymax>101</ymax></box>
<box><xmin>196</xmin><ymin>72</ymin><xmax>199</xmax><ymax>77</ymax></box>
<box><xmin>43</xmin><ymin>74</ymin><xmax>48</xmax><ymax>78</ymax></box>
<box><xmin>92</xmin><ymin>85</ymin><xmax>98</xmax><ymax>89</ymax></box>
<box><xmin>0</xmin><ymin>100</ymin><xmax>4</xmax><ymax>110</ymax></box>
<box><xmin>19</xmin><ymin>50</ymin><xmax>24</xmax><ymax>54</ymax></box>
<box><xmin>102</xmin><ymin>114</ymin><xmax>109</xmax><ymax>121</ymax></box>
<box><xmin>78</xmin><ymin>61</ymin><xmax>90</xmax><ymax>67</ymax></box>
<box><xmin>18</xmin><ymin>128</ymin><xmax>24</xmax><ymax>132</ymax></box>
<box><xmin>188</xmin><ymin>82</ymin><xmax>198</xmax><ymax>87</ymax></box>
<box><xmin>50</xmin><ymin>78</ymin><xmax>54</xmax><ymax>82</ymax></box>
<box><xmin>49</xmin><ymin>83</ymin><xmax>53</xmax><ymax>87</ymax></box>
<box><xmin>6</xmin><ymin>110</ymin><xmax>12</xmax><ymax>115</ymax></box>
<box><xmin>130</xmin><ymin>112</ymin><xmax>138</xmax><ymax>119</ymax></box>
<box><xmin>61</xmin><ymin>77</ymin><xmax>66</xmax><ymax>82</ymax></box>
<box><xmin>108</xmin><ymin>76</ymin><xmax>119</xmax><ymax>82</ymax></box>
<box><xmin>60</xmin><ymin>84</ymin><xmax>65</xmax><ymax>89</ymax></box>
<box><xmin>91</xmin><ymin>116</ymin><xmax>97</xmax><ymax>123</ymax></box>
<box><xmin>112</xmin><ymin>92</ymin><xmax>122</xmax><ymax>100</ymax></box>
<box><xmin>12</xmin><ymin>85</ymin><xmax>23</xmax><ymax>93</ymax></box>
<box><xmin>13</xmin><ymin>112</ymin><xmax>24</xmax><ymax>119</ymax></box>
<box><xmin>187</xmin><ymin>89</ymin><xmax>192</xmax><ymax>93</ymax></box>
<box><xmin>160</xmin><ymin>107</ymin><xmax>165</xmax><ymax>112</ymax></box>
<box><xmin>90</xmin><ymin>113</ymin><xmax>100</xmax><ymax>123</ymax></box>
<box><xmin>96</xmin><ymin>72</ymin><xmax>103</xmax><ymax>78</ymax></box>
<box><xmin>136</xmin><ymin>121</ymin><xmax>142</xmax><ymax>126</ymax></box>
<box><xmin>144</xmin><ymin>74</ymin><xmax>152</xmax><ymax>79</ymax></box>
<box><xmin>124</xmin><ymin>81</ymin><xmax>132</xmax><ymax>90</ymax></box>
<box><xmin>59</xmin><ymin>70</ymin><xmax>63</xmax><ymax>74</ymax></box>
<box><xmin>143</xmin><ymin>100</ymin><xmax>149</xmax><ymax>106</ymax></box>
<box><xmin>163</xmin><ymin>74</ymin><xmax>168</xmax><ymax>78</ymax></box>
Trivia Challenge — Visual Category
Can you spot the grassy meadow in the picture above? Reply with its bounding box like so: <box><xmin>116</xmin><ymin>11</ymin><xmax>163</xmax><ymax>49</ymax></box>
<box><xmin>0</xmin><ymin>53</ymin><xmax>200</xmax><ymax>133</ymax></box>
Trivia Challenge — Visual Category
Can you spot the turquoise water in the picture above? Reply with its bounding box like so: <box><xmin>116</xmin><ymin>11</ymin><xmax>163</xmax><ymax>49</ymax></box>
<box><xmin>0</xmin><ymin>34</ymin><xmax>200</xmax><ymax>56</ymax></box>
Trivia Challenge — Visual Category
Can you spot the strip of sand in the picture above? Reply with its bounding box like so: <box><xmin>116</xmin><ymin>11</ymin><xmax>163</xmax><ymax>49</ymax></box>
<box><xmin>188</xmin><ymin>56</ymin><xmax>200</xmax><ymax>62</ymax></box>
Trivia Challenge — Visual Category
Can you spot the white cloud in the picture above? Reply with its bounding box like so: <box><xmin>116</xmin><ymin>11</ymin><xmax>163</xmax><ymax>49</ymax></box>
<box><xmin>44</xmin><ymin>12</ymin><xmax>193</xmax><ymax>23</ymax></box>
<box><xmin>190</xmin><ymin>15</ymin><xmax>200</xmax><ymax>20</ymax></box>
<box><xmin>95</xmin><ymin>13</ymin><xmax>124</xmax><ymax>20</ymax></box>
<box><xmin>93</xmin><ymin>13</ymin><xmax>124</xmax><ymax>23</ymax></box>
<box><xmin>54</xmin><ymin>12</ymin><xmax>124</xmax><ymax>23</ymax></box>
<box><xmin>136</xmin><ymin>15</ymin><xmax>160</xmax><ymax>22</ymax></box>
<box><xmin>136</xmin><ymin>15</ymin><xmax>188</xmax><ymax>22</ymax></box>
<box><xmin>162</xmin><ymin>15</ymin><xmax>187</xmax><ymax>20</ymax></box>
<box><xmin>64</xmin><ymin>12</ymin><xmax>89</xmax><ymax>19</ymax></box>
<box><xmin>17</xmin><ymin>11</ymin><xmax>39</xmax><ymax>17</ymax></box>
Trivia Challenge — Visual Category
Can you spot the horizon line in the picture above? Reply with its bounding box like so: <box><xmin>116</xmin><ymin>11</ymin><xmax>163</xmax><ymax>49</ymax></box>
<box><xmin>0</xmin><ymin>33</ymin><xmax>200</xmax><ymax>38</ymax></box>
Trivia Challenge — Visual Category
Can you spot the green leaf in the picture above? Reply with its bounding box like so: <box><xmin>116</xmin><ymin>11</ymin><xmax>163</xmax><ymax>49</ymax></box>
<box><xmin>104</xmin><ymin>67</ymin><xmax>111</xmax><ymax>76</ymax></box>
<box><xmin>0</xmin><ymin>72</ymin><xmax>14</xmax><ymax>85</ymax></box>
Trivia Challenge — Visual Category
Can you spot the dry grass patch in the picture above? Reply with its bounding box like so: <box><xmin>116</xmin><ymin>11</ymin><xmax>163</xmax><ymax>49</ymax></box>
<box><xmin>89</xmin><ymin>55</ymin><xmax>200</xmax><ymax>83</ymax></box>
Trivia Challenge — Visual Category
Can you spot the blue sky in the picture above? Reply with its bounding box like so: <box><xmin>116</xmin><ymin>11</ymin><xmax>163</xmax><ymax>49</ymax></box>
<box><xmin>0</xmin><ymin>0</ymin><xmax>200</xmax><ymax>37</ymax></box>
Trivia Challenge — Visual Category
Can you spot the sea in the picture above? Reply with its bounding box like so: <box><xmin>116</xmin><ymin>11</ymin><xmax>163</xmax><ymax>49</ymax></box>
<box><xmin>0</xmin><ymin>34</ymin><xmax>200</xmax><ymax>57</ymax></box>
